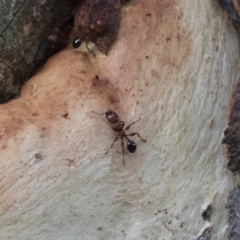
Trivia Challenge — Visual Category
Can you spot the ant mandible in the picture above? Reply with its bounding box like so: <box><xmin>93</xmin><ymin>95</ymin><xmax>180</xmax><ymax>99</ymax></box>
<box><xmin>92</xmin><ymin>108</ymin><xmax>146</xmax><ymax>166</ymax></box>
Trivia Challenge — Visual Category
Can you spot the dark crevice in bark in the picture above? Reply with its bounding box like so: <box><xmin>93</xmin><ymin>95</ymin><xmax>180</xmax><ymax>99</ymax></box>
<box><xmin>222</xmin><ymin>79</ymin><xmax>240</xmax><ymax>174</ymax></box>
<box><xmin>226</xmin><ymin>186</ymin><xmax>240</xmax><ymax>240</ymax></box>
<box><xmin>0</xmin><ymin>0</ymin><xmax>79</xmax><ymax>103</ymax></box>
<box><xmin>196</xmin><ymin>227</ymin><xmax>211</xmax><ymax>240</ymax></box>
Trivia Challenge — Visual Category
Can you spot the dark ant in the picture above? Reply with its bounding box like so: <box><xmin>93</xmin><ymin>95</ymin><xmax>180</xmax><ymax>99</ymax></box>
<box><xmin>72</xmin><ymin>18</ymin><xmax>108</xmax><ymax>56</ymax></box>
<box><xmin>71</xmin><ymin>0</ymin><xmax>122</xmax><ymax>56</ymax></box>
<box><xmin>92</xmin><ymin>108</ymin><xmax>146</xmax><ymax>166</ymax></box>
<box><xmin>47</xmin><ymin>14</ymin><xmax>75</xmax><ymax>55</ymax></box>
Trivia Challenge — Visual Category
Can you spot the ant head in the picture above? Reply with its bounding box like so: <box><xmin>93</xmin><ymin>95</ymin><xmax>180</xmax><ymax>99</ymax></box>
<box><xmin>127</xmin><ymin>140</ymin><xmax>137</xmax><ymax>153</ymax></box>
<box><xmin>72</xmin><ymin>37</ymin><xmax>82</xmax><ymax>48</ymax></box>
<box><xmin>106</xmin><ymin>110</ymin><xmax>119</xmax><ymax>124</ymax></box>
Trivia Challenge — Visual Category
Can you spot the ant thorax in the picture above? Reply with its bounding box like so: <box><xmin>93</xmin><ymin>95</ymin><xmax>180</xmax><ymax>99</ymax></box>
<box><xmin>112</xmin><ymin>121</ymin><xmax>124</xmax><ymax>132</ymax></box>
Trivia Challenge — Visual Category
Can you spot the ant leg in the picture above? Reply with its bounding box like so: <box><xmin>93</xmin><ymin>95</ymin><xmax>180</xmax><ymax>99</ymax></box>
<box><xmin>105</xmin><ymin>135</ymin><xmax>119</xmax><ymax>155</ymax></box>
<box><xmin>124</xmin><ymin>118</ymin><xmax>141</xmax><ymax>131</ymax></box>
<box><xmin>121</xmin><ymin>138</ymin><xmax>125</xmax><ymax>166</ymax></box>
<box><xmin>127</xmin><ymin>132</ymin><xmax>147</xmax><ymax>142</ymax></box>
<box><xmin>86</xmin><ymin>42</ymin><xmax>96</xmax><ymax>58</ymax></box>
<box><xmin>91</xmin><ymin>107</ymin><xmax>118</xmax><ymax>115</ymax></box>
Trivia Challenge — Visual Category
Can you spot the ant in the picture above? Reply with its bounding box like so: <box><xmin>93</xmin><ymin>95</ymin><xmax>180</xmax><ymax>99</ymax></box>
<box><xmin>92</xmin><ymin>108</ymin><xmax>146</xmax><ymax>166</ymax></box>
<box><xmin>72</xmin><ymin>18</ymin><xmax>108</xmax><ymax>56</ymax></box>
<box><xmin>71</xmin><ymin>0</ymin><xmax>122</xmax><ymax>56</ymax></box>
<box><xmin>47</xmin><ymin>14</ymin><xmax>75</xmax><ymax>55</ymax></box>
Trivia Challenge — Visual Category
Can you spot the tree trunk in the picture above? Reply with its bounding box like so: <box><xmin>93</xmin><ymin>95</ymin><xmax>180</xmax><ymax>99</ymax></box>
<box><xmin>0</xmin><ymin>0</ymin><xmax>239</xmax><ymax>239</ymax></box>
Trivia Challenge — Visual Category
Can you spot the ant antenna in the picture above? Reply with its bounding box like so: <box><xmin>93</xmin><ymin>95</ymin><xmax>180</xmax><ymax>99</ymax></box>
<box><xmin>91</xmin><ymin>111</ymin><xmax>105</xmax><ymax>115</ymax></box>
<box><xmin>91</xmin><ymin>107</ymin><xmax>118</xmax><ymax>115</ymax></box>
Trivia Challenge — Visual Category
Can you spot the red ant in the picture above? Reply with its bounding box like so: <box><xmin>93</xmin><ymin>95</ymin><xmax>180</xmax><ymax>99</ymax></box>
<box><xmin>92</xmin><ymin>108</ymin><xmax>146</xmax><ymax>166</ymax></box>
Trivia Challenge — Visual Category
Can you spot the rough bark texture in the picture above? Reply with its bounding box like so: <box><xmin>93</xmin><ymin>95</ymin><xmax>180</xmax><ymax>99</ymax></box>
<box><xmin>0</xmin><ymin>0</ymin><xmax>240</xmax><ymax>239</ymax></box>
<box><xmin>0</xmin><ymin>0</ymin><xmax>74</xmax><ymax>103</ymax></box>
<box><xmin>226</xmin><ymin>186</ymin><xmax>240</xmax><ymax>240</ymax></box>
<box><xmin>197</xmin><ymin>227</ymin><xmax>211</xmax><ymax>240</ymax></box>
<box><xmin>222</xmin><ymin>80</ymin><xmax>240</xmax><ymax>174</ymax></box>
<box><xmin>216</xmin><ymin>0</ymin><xmax>240</xmax><ymax>29</ymax></box>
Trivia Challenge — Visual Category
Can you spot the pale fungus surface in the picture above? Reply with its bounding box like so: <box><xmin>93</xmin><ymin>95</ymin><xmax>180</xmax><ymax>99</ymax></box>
<box><xmin>0</xmin><ymin>0</ymin><xmax>240</xmax><ymax>239</ymax></box>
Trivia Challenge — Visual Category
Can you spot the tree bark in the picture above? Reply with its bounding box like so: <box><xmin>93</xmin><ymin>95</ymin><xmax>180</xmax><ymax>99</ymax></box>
<box><xmin>0</xmin><ymin>0</ymin><xmax>73</xmax><ymax>103</ymax></box>
<box><xmin>0</xmin><ymin>0</ymin><xmax>239</xmax><ymax>239</ymax></box>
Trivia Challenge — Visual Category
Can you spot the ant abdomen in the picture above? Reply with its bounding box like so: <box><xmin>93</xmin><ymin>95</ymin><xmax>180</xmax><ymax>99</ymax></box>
<box><xmin>127</xmin><ymin>140</ymin><xmax>137</xmax><ymax>153</ymax></box>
